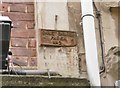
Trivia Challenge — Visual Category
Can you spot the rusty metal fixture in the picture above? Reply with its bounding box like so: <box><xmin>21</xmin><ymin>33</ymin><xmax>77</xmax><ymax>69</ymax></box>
<box><xmin>40</xmin><ymin>29</ymin><xmax>77</xmax><ymax>47</ymax></box>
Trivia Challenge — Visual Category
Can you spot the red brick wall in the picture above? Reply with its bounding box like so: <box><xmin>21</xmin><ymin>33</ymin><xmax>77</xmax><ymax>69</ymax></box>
<box><xmin>1</xmin><ymin>1</ymin><xmax>37</xmax><ymax>67</ymax></box>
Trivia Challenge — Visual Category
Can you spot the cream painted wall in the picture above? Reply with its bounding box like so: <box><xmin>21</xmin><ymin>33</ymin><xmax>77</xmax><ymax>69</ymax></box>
<box><xmin>36</xmin><ymin>1</ymin><xmax>69</xmax><ymax>30</ymax></box>
<box><xmin>94</xmin><ymin>1</ymin><xmax>118</xmax><ymax>55</ymax></box>
<box><xmin>35</xmin><ymin>1</ymin><xmax>119</xmax><ymax>79</ymax></box>
<box><xmin>35</xmin><ymin>1</ymin><xmax>80</xmax><ymax>77</ymax></box>
<box><xmin>95</xmin><ymin>1</ymin><xmax>119</xmax><ymax>86</ymax></box>
<box><xmin>99</xmin><ymin>2</ymin><xmax>118</xmax><ymax>55</ymax></box>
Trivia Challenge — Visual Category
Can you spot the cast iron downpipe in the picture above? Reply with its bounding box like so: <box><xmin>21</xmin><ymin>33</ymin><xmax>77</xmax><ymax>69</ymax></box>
<box><xmin>81</xmin><ymin>0</ymin><xmax>101</xmax><ymax>86</ymax></box>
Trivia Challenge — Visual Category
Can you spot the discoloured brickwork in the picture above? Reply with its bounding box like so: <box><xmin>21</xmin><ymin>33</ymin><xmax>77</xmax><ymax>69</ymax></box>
<box><xmin>0</xmin><ymin>1</ymin><xmax>37</xmax><ymax>67</ymax></box>
<box><xmin>0</xmin><ymin>0</ymin><xmax>120</xmax><ymax>86</ymax></box>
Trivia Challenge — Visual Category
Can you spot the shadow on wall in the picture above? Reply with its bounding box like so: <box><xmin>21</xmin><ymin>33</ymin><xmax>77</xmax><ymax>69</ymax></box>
<box><xmin>110</xmin><ymin>7</ymin><xmax>120</xmax><ymax>41</ymax></box>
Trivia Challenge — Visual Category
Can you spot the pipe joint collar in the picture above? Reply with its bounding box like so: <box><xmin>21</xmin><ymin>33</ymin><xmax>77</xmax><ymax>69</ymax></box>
<box><xmin>81</xmin><ymin>14</ymin><xmax>94</xmax><ymax>20</ymax></box>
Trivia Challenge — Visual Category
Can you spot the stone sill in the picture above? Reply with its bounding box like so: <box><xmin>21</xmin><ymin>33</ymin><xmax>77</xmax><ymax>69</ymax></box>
<box><xmin>0</xmin><ymin>75</ymin><xmax>90</xmax><ymax>87</ymax></box>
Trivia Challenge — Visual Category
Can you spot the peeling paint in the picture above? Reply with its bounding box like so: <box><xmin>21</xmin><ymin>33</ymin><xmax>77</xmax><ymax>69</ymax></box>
<box><xmin>35</xmin><ymin>1</ymin><xmax>120</xmax><ymax>84</ymax></box>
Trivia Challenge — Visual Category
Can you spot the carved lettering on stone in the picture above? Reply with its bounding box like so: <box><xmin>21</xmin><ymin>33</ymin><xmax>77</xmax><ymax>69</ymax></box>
<box><xmin>40</xmin><ymin>29</ymin><xmax>77</xmax><ymax>47</ymax></box>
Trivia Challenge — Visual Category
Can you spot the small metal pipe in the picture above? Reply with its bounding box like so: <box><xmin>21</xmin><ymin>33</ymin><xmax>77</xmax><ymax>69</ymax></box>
<box><xmin>93</xmin><ymin>1</ymin><xmax>106</xmax><ymax>74</ymax></box>
<box><xmin>0</xmin><ymin>69</ymin><xmax>61</xmax><ymax>76</ymax></box>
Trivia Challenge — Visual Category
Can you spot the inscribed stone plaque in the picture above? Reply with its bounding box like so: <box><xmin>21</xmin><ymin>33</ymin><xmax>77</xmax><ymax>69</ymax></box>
<box><xmin>40</xmin><ymin>29</ymin><xmax>77</xmax><ymax>47</ymax></box>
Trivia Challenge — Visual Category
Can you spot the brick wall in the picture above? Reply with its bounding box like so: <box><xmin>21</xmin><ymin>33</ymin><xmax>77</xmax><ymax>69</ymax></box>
<box><xmin>1</xmin><ymin>1</ymin><xmax>37</xmax><ymax>68</ymax></box>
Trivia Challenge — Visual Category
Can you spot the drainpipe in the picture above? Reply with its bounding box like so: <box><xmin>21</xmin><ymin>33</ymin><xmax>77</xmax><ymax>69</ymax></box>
<box><xmin>81</xmin><ymin>0</ymin><xmax>101</xmax><ymax>86</ymax></box>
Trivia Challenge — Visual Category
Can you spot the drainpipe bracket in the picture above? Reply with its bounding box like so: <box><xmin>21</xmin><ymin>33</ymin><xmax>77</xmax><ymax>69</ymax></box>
<box><xmin>81</xmin><ymin>14</ymin><xmax>94</xmax><ymax>20</ymax></box>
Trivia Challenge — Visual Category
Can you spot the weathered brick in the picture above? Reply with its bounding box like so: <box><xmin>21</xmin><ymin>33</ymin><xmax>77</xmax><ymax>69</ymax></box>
<box><xmin>27</xmin><ymin>4</ymin><xmax>34</xmax><ymax>13</ymax></box>
<box><xmin>12</xmin><ymin>21</ymin><xmax>34</xmax><ymax>29</ymax></box>
<box><xmin>27</xmin><ymin>21</ymin><xmax>35</xmax><ymax>29</ymax></box>
<box><xmin>1</xmin><ymin>3</ymin><xmax>11</xmax><ymax>12</ymax></box>
<box><xmin>12</xmin><ymin>56</ymin><xmax>28</xmax><ymax>66</ymax></box>
<box><xmin>12</xmin><ymin>21</ymin><xmax>27</xmax><ymax>29</ymax></box>
<box><xmin>11</xmin><ymin>48</ymin><xmax>36</xmax><ymax>57</ymax></box>
<box><xmin>28</xmin><ymin>39</ymin><xmax>36</xmax><ymax>48</ymax></box>
<box><xmin>10</xmin><ymin>4</ymin><xmax>26</xmax><ymax>13</ymax></box>
<box><xmin>11</xmin><ymin>29</ymin><xmax>29</xmax><ymax>38</ymax></box>
<box><xmin>2</xmin><ymin>12</ymin><xmax>34</xmax><ymax>21</ymax></box>
<box><xmin>2</xmin><ymin>0</ymin><xmax>34</xmax><ymax>5</ymax></box>
<box><xmin>29</xmin><ymin>57</ymin><xmax>37</xmax><ymax>66</ymax></box>
<box><xmin>0</xmin><ymin>4</ymin><xmax>2</xmax><ymax>11</ymax></box>
<box><xmin>28</xmin><ymin>29</ymin><xmax>36</xmax><ymax>38</ymax></box>
<box><xmin>11</xmin><ymin>38</ymin><xmax>28</xmax><ymax>47</ymax></box>
<box><xmin>11</xmin><ymin>29</ymin><xmax>36</xmax><ymax>38</ymax></box>
<box><xmin>11</xmin><ymin>28</ymin><xmax>24</xmax><ymax>30</ymax></box>
<box><xmin>29</xmin><ymin>48</ymin><xmax>37</xmax><ymax>57</ymax></box>
<box><xmin>2</xmin><ymin>2</ymin><xmax>37</xmax><ymax>68</ymax></box>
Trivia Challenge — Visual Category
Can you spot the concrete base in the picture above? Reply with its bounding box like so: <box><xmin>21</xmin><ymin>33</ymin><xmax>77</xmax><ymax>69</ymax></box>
<box><xmin>0</xmin><ymin>75</ymin><xmax>90</xmax><ymax>87</ymax></box>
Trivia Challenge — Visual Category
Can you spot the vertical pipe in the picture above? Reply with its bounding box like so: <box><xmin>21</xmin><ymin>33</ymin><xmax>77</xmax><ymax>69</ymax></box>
<box><xmin>81</xmin><ymin>0</ymin><xmax>101</xmax><ymax>86</ymax></box>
